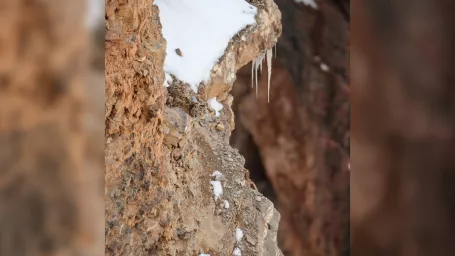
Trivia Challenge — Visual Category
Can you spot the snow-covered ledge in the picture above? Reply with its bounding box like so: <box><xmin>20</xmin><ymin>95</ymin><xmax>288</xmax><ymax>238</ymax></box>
<box><xmin>155</xmin><ymin>0</ymin><xmax>281</xmax><ymax>105</ymax></box>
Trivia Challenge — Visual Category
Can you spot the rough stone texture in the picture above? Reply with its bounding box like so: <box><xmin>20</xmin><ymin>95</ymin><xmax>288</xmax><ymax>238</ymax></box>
<box><xmin>105</xmin><ymin>0</ymin><xmax>282</xmax><ymax>255</ymax></box>
<box><xmin>231</xmin><ymin>0</ymin><xmax>350</xmax><ymax>255</ymax></box>
<box><xmin>352</xmin><ymin>0</ymin><xmax>455</xmax><ymax>255</ymax></box>
<box><xmin>0</xmin><ymin>1</ymin><xmax>104</xmax><ymax>255</ymax></box>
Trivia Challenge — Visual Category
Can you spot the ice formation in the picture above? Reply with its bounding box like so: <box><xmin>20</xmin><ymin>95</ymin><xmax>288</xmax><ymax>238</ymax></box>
<box><xmin>251</xmin><ymin>46</ymin><xmax>275</xmax><ymax>102</ymax></box>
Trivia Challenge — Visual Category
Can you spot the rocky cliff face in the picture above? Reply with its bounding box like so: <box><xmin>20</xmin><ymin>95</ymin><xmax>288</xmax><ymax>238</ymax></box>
<box><xmin>105</xmin><ymin>0</ymin><xmax>282</xmax><ymax>255</ymax></box>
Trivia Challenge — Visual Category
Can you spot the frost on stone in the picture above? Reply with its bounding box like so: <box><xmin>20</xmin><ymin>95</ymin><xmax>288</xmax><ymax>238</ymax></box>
<box><xmin>235</xmin><ymin>227</ymin><xmax>244</xmax><ymax>243</ymax></box>
<box><xmin>199</xmin><ymin>254</ymin><xmax>211</xmax><ymax>256</ymax></box>
<box><xmin>224</xmin><ymin>200</ymin><xmax>230</xmax><ymax>209</ymax></box>
<box><xmin>210</xmin><ymin>180</ymin><xmax>223</xmax><ymax>201</ymax></box>
<box><xmin>232</xmin><ymin>247</ymin><xmax>242</xmax><ymax>256</ymax></box>
<box><xmin>208</xmin><ymin>97</ymin><xmax>223</xmax><ymax>117</ymax></box>
<box><xmin>295</xmin><ymin>0</ymin><xmax>318</xmax><ymax>9</ymax></box>
<box><xmin>155</xmin><ymin>0</ymin><xmax>257</xmax><ymax>92</ymax></box>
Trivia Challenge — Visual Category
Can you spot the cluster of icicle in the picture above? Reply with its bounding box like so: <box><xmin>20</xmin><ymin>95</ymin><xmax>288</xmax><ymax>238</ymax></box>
<box><xmin>251</xmin><ymin>45</ymin><xmax>276</xmax><ymax>103</ymax></box>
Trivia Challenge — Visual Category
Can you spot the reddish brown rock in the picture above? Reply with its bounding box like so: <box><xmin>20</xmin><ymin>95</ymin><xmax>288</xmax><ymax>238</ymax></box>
<box><xmin>351</xmin><ymin>0</ymin><xmax>455</xmax><ymax>255</ymax></box>
<box><xmin>231</xmin><ymin>0</ymin><xmax>350</xmax><ymax>255</ymax></box>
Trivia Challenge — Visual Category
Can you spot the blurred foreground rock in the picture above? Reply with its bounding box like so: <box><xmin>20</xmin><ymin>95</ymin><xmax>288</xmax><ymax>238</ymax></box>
<box><xmin>0</xmin><ymin>1</ymin><xmax>104</xmax><ymax>255</ymax></box>
<box><xmin>352</xmin><ymin>0</ymin><xmax>455</xmax><ymax>255</ymax></box>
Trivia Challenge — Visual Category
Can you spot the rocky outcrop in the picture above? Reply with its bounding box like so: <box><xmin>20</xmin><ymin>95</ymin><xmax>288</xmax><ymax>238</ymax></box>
<box><xmin>105</xmin><ymin>0</ymin><xmax>282</xmax><ymax>255</ymax></box>
<box><xmin>231</xmin><ymin>0</ymin><xmax>350</xmax><ymax>255</ymax></box>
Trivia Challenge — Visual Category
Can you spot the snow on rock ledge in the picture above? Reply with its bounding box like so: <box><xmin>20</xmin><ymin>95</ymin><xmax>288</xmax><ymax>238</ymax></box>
<box><xmin>202</xmin><ymin>0</ymin><xmax>282</xmax><ymax>104</ymax></box>
<box><xmin>155</xmin><ymin>0</ymin><xmax>257</xmax><ymax>92</ymax></box>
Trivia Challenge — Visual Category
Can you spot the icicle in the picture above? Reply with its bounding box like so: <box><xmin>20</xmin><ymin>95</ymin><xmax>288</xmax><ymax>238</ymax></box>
<box><xmin>251</xmin><ymin>54</ymin><xmax>266</xmax><ymax>100</ymax></box>
<box><xmin>266</xmin><ymin>48</ymin><xmax>272</xmax><ymax>103</ymax></box>
<box><xmin>260</xmin><ymin>57</ymin><xmax>263</xmax><ymax>74</ymax></box>
<box><xmin>255</xmin><ymin>58</ymin><xmax>258</xmax><ymax>99</ymax></box>
<box><xmin>251</xmin><ymin>59</ymin><xmax>255</xmax><ymax>88</ymax></box>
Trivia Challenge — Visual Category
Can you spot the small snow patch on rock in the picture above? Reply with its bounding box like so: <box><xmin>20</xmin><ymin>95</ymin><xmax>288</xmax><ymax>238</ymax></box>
<box><xmin>232</xmin><ymin>247</ymin><xmax>242</xmax><ymax>256</ymax></box>
<box><xmin>235</xmin><ymin>227</ymin><xmax>244</xmax><ymax>243</ymax></box>
<box><xmin>210</xmin><ymin>180</ymin><xmax>223</xmax><ymax>201</ymax></box>
<box><xmin>212</xmin><ymin>170</ymin><xmax>226</xmax><ymax>181</ymax></box>
<box><xmin>164</xmin><ymin>73</ymin><xmax>173</xmax><ymax>87</ymax></box>
<box><xmin>208</xmin><ymin>97</ymin><xmax>223</xmax><ymax>117</ymax></box>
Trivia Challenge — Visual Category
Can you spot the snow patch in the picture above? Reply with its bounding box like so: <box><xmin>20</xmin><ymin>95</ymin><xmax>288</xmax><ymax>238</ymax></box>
<box><xmin>199</xmin><ymin>254</ymin><xmax>210</xmax><ymax>256</ymax></box>
<box><xmin>232</xmin><ymin>247</ymin><xmax>242</xmax><ymax>256</ymax></box>
<box><xmin>210</xmin><ymin>180</ymin><xmax>223</xmax><ymax>201</ymax></box>
<box><xmin>155</xmin><ymin>0</ymin><xmax>257</xmax><ymax>92</ymax></box>
<box><xmin>208</xmin><ymin>97</ymin><xmax>223</xmax><ymax>117</ymax></box>
<box><xmin>295</xmin><ymin>0</ymin><xmax>318</xmax><ymax>9</ymax></box>
<box><xmin>224</xmin><ymin>200</ymin><xmax>230</xmax><ymax>209</ymax></box>
<box><xmin>320</xmin><ymin>63</ymin><xmax>330</xmax><ymax>72</ymax></box>
<box><xmin>235</xmin><ymin>227</ymin><xmax>244</xmax><ymax>243</ymax></box>
<box><xmin>212</xmin><ymin>170</ymin><xmax>225</xmax><ymax>181</ymax></box>
<box><xmin>164</xmin><ymin>73</ymin><xmax>173</xmax><ymax>87</ymax></box>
